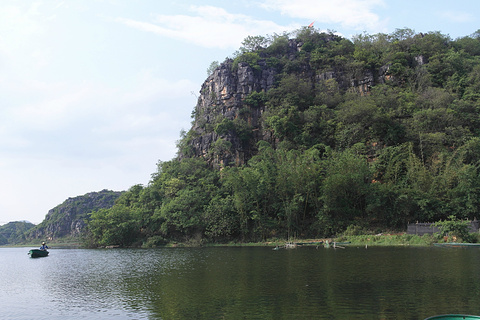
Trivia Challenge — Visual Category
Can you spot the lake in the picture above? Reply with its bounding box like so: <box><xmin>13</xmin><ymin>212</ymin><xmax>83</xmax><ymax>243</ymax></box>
<box><xmin>2</xmin><ymin>245</ymin><xmax>480</xmax><ymax>319</ymax></box>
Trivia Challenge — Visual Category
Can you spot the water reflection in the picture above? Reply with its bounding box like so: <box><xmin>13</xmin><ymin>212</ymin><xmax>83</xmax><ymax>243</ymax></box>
<box><xmin>42</xmin><ymin>248</ymin><xmax>200</xmax><ymax>319</ymax></box>
<box><xmin>2</xmin><ymin>246</ymin><xmax>480</xmax><ymax>319</ymax></box>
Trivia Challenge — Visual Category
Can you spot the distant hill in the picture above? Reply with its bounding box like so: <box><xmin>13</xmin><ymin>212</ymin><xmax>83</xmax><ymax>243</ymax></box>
<box><xmin>26</xmin><ymin>189</ymin><xmax>123</xmax><ymax>242</ymax></box>
<box><xmin>0</xmin><ymin>221</ymin><xmax>35</xmax><ymax>245</ymax></box>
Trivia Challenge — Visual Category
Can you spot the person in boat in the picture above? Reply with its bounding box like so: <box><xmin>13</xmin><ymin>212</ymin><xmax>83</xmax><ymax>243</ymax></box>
<box><xmin>40</xmin><ymin>242</ymin><xmax>49</xmax><ymax>251</ymax></box>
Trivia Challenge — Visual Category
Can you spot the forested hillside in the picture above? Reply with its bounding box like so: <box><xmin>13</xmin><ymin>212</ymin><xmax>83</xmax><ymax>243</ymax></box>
<box><xmin>0</xmin><ymin>221</ymin><xmax>35</xmax><ymax>245</ymax></box>
<box><xmin>27</xmin><ymin>190</ymin><xmax>123</xmax><ymax>242</ymax></box>
<box><xmin>85</xmin><ymin>27</ymin><xmax>480</xmax><ymax>247</ymax></box>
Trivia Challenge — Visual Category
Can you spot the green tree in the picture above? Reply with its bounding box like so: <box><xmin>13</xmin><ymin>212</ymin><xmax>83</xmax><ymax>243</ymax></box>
<box><xmin>434</xmin><ymin>215</ymin><xmax>475</xmax><ymax>242</ymax></box>
<box><xmin>232</xmin><ymin>52</ymin><xmax>261</xmax><ymax>72</ymax></box>
<box><xmin>223</xmin><ymin>142</ymin><xmax>280</xmax><ymax>240</ymax></box>
<box><xmin>87</xmin><ymin>205</ymin><xmax>140</xmax><ymax>247</ymax></box>
<box><xmin>85</xmin><ymin>28</ymin><xmax>480</xmax><ymax>246</ymax></box>
<box><xmin>320</xmin><ymin>150</ymin><xmax>372</xmax><ymax>235</ymax></box>
<box><xmin>239</xmin><ymin>35</ymin><xmax>268</xmax><ymax>53</ymax></box>
<box><xmin>203</xmin><ymin>195</ymin><xmax>239</xmax><ymax>241</ymax></box>
<box><xmin>275</xmin><ymin>147</ymin><xmax>324</xmax><ymax>237</ymax></box>
<box><xmin>152</xmin><ymin>158</ymin><xmax>220</xmax><ymax>241</ymax></box>
<box><xmin>207</xmin><ymin>61</ymin><xmax>219</xmax><ymax>76</ymax></box>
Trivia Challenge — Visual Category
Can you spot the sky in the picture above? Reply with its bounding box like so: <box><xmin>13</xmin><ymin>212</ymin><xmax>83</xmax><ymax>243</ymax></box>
<box><xmin>1</xmin><ymin>0</ymin><xmax>479</xmax><ymax>225</ymax></box>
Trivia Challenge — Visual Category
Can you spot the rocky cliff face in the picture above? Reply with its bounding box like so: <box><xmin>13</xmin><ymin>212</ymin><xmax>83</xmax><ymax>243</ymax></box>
<box><xmin>27</xmin><ymin>189</ymin><xmax>123</xmax><ymax>241</ymax></box>
<box><xmin>189</xmin><ymin>58</ymin><xmax>276</xmax><ymax>166</ymax></box>
<box><xmin>185</xmin><ymin>38</ymin><xmax>401</xmax><ymax>167</ymax></box>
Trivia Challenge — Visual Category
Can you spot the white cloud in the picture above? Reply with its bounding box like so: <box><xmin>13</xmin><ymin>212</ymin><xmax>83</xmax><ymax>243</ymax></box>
<box><xmin>3</xmin><ymin>65</ymin><xmax>195</xmax><ymax>127</ymax></box>
<box><xmin>11</xmin><ymin>87</ymin><xmax>94</xmax><ymax>130</ymax></box>
<box><xmin>0</xmin><ymin>2</ymin><xmax>55</xmax><ymax>73</ymax></box>
<box><xmin>260</xmin><ymin>0</ymin><xmax>386</xmax><ymax>31</ymax></box>
<box><xmin>123</xmin><ymin>70</ymin><xmax>196</xmax><ymax>104</ymax></box>
<box><xmin>0</xmin><ymin>71</ymin><xmax>196</xmax><ymax>224</ymax></box>
<box><xmin>115</xmin><ymin>5</ymin><xmax>298</xmax><ymax>49</ymax></box>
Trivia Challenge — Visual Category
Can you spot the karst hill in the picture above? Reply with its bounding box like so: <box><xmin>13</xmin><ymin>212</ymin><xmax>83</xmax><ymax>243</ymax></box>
<box><xmin>11</xmin><ymin>27</ymin><xmax>480</xmax><ymax>247</ymax></box>
<box><xmin>84</xmin><ymin>27</ymin><xmax>480</xmax><ymax>246</ymax></box>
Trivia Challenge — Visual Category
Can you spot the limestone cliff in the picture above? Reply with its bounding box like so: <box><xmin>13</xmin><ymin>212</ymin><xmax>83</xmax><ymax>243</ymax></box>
<box><xmin>27</xmin><ymin>189</ymin><xmax>123</xmax><ymax>241</ymax></box>
<box><xmin>188</xmin><ymin>58</ymin><xmax>275</xmax><ymax>166</ymax></box>
<box><xmin>184</xmin><ymin>37</ymin><xmax>406</xmax><ymax>167</ymax></box>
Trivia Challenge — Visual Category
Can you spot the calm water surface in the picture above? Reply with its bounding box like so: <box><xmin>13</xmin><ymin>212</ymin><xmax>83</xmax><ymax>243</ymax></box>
<box><xmin>1</xmin><ymin>246</ymin><xmax>480</xmax><ymax>319</ymax></box>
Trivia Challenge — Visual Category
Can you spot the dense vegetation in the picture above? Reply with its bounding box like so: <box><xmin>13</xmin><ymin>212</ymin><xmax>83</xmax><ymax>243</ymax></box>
<box><xmin>25</xmin><ymin>189</ymin><xmax>123</xmax><ymax>242</ymax></box>
<box><xmin>0</xmin><ymin>221</ymin><xmax>35</xmax><ymax>245</ymax></box>
<box><xmin>85</xmin><ymin>28</ymin><xmax>480</xmax><ymax>247</ymax></box>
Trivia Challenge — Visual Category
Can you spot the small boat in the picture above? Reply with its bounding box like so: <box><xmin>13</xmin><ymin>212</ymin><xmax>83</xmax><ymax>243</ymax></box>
<box><xmin>28</xmin><ymin>249</ymin><xmax>49</xmax><ymax>258</ymax></box>
<box><xmin>425</xmin><ymin>314</ymin><xmax>480</xmax><ymax>319</ymax></box>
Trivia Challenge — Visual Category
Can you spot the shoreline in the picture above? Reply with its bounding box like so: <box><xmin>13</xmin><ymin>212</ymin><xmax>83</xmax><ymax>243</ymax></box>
<box><xmin>2</xmin><ymin>232</ymin><xmax>473</xmax><ymax>249</ymax></box>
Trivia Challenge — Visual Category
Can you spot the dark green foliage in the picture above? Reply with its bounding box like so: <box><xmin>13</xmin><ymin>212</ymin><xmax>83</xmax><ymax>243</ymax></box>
<box><xmin>87</xmin><ymin>205</ymin><xmax>141</xmax><ymax>247</ymax></box>
<box><xmin>0</xmin><ymin>221</ymin><xmax>35</xmax><ymax>244</ymax></box>
<box><xmin>319</xmin><ymin>150</ymin><xmax>371</xmax><ymax>234</ymax></box>
<box><xmin>244</xmin><ymin>91</ymin><xmax>267</xmax><ymax>108</ymax></box>
<box><xmin>176</xmin><ymin>129</ymin><xmax>196</xmax><ymax>157</ymax></box>
<box><xmin>25</xmin><ymin>189</ymin><xmax>123</xmax><ymax>244</ymax></box>
<box><xmin>215</xmin><ymin>119</ymin><xmax>235</xmax><ymax>136</ymax></box>
<box><xmin>239</xmin><ymin>35</ymin><xmax>268</xmax><ymax>52</ymax></box>
<box><xmin>84</xmin><ymin>28</ymin><xmax>480</xmax><ymax>246</ymax></box>
<box><xmin>232</xmin><ymin>52</ymin><xmax>261</xmax><ymax>72</ymax></box>
<box><xmin>203</xmin><ymin>195</ymin><xmax>239</xmax><ymax>241</ymax></box>
<box><xmin>434</xmin><ymin>215</ymin><xmax>475</xmax><ymax>242</ymax></box>
<box><xmin>264</xmin><ymin>33</ymin><xmax>289</xmax><ymax>56</ymax></box>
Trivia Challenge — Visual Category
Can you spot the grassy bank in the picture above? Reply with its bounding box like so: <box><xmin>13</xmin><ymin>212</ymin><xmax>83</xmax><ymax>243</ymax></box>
<box><xmin>202</xmin><ymin>232</ymin><xmax>480</xmax><ymax>248</ymax></box>
<box><xmin>1</xmin><ymin>236</ymin><xmax>83</xmax><ymax>248</ymax></box>
<box><xmin>168</xmin><ymin>233</ymin><xmax>443</xmax><ymax>248</ymax></box>
<box><xmin>334</xmin><ymin>233</ymin><xmax>439</xmax><ymax>247</ymax></box>
<box><xmin>5</xmin><ymin>232</ymin><xmax>479</xmax><ymax>249</ymax></box>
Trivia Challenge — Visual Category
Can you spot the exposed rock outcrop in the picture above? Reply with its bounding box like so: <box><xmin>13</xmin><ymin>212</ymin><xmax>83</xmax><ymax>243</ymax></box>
<box><xmin>184</xmin><ymin>38</ymin><xmax>394</xmax><ymax>167</ymax></box>
<box><xmin>189</xmin><ymin>59</ymin><xmax>276</xmax><ymax>166</ymax></box>
<box><xmin>27</xmin><ymin>189</ymin><xmax>123</xmax><ymax>241</ymax></box>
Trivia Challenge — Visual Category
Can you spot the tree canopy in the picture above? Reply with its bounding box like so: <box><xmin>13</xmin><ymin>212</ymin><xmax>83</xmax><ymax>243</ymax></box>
<box><xmin>85</xmin><ymin>28</ymin><xmax>480</xmax><ymax>247</ymax></box>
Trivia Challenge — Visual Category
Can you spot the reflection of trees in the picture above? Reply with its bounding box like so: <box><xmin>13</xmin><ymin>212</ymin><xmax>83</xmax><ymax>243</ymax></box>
<box><xmin>118</xmin><ymin>247</ymin><xmax>480</xmax><ymax>319</ymax></box>
<box><xmin>42</xmin><ymin>247</ymin><xmax>480</xmax><ymax>319</ymax></box>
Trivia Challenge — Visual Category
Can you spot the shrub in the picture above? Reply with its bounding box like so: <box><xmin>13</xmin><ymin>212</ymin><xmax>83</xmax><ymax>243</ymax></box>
<box><xmin>434</xmin><ymin>215</ymin><xmax>476</xmax><ymax>242</ymax></box>
<box><xmin>343</xmin><ymin>224</ymin><xmax>365</xmax><ymax>236</ymax></box>
<box><xmin>142</xmin><ymin>236</ymin><xmax>167</xmax><ymax>248</ymax></box>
